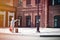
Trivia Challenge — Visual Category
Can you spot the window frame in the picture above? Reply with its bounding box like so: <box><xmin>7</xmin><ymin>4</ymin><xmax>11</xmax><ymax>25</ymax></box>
<box><xmin>26</xmin><ymin>0</ymin><xmax>31</xmax><ymax>6</ymax></box>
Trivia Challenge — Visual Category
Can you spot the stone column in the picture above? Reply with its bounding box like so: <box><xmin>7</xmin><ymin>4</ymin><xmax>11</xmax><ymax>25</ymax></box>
<box><xmin>40</xmin><ymin>0</ymin><xmax>45</xmax><ymax>28</ymax></box>
<box><xmin>44</xmin><ymin>0</ymin><xmax>49</xmax><ymax>28</ymax></box>
<box><xmin>40</xmin><ymin>0</ymin><xmax>49</xmax><ymax>28</ymax></box>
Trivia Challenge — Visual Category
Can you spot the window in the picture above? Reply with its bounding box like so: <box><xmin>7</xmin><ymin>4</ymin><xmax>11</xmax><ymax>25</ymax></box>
<box><xmin>18</xmin><ymin>0</ymin><xmax>22</xmax><ymax>6</ymax></box>
<box><xmin>35</xmin><ymin>0</ymin><xmax>40</xmax><ymax>5</ymax></box>
<box><xmin>57</xmin><ymin>0</ymin><xmax>60</xmax><ymax>5</ymax></box>
<box><xmin>49</xmin><ymin>0</ymin><xmax>60</xmax><ymax>6</ymax></box>
<box><xmin>26</xmin><ymin>0</ymin><xmax>31</xmax><ymax>6</ymax></box>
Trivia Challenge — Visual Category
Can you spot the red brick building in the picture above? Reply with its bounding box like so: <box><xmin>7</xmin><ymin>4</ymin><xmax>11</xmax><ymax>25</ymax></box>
<box><xmin>16</xmin><ymin>0</ymin><xmax>60</xmax><ymax>28</ymax></box>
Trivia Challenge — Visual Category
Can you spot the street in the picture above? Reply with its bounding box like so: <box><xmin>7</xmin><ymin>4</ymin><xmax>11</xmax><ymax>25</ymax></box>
<box><xmin>0</xmin><ymin>33</ymin><xmax>60</xmax><ymax>40</ymax></box>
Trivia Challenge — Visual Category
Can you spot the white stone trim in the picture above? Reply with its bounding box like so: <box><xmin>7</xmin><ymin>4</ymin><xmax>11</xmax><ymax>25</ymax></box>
<box><xmin>0</xmin><ymin>11</ymin><xmax>6</xmax><ymax>27</ymax></box>
<box><xmin>8</xmin><ymin>12</ymin><xmax>15</xmax><ymax>27</ymax></box>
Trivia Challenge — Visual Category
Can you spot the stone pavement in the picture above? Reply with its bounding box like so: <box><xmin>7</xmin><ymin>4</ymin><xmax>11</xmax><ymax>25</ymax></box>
<box><xmin>0</xmin><ymin>28</ymin><xmax>60</xmax><ymax>37</ymax></box>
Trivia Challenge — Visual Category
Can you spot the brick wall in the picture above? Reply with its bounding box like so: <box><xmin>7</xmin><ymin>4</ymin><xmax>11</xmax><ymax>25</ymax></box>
<box><xmin>49</xmin><ymin>5</ymin><xmax>60</xmax><ymax>27</ymax></box>
<box><xmin>17</xmin><ymin>0</ymin><xmax>48</xmax><ymax>27</ymax></box>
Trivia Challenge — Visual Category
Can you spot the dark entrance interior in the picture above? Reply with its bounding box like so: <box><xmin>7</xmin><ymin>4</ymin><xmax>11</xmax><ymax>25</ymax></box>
<box><xmin>35</xmin><ymin>16</ymin><xmax>40</xmax><ymax>27</ymax></box>
<box><xmin>54</xmin><ymin>16</ymin><xmax>60</xmax><ymax>28</ymax></box>
<box><xmin>26</xmin><ymin>16</ymin><xmax>31</xmax><ymax>27</ymax></box>
<box><xmin>18</xmin><ymin>16</ymin><xmax>22</xmax><ymax>27</ymax></box>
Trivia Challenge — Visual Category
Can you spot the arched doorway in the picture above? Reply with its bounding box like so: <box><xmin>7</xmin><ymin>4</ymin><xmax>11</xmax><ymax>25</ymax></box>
<box><xmin>54</xmin><ymin>15</ymin><xmax>60</xmax><ymax>28</ymax></box>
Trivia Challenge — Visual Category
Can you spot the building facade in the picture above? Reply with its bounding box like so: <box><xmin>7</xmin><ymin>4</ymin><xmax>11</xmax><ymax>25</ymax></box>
<box><xmin>17</xmin><ymin>0</ymin><xmax>60</xmax><ymax>28</ymax></box>
<box><xmin>49</xmin><ymin>0</ymin><xmax>60</xmax><ymax>28</ymax></box>
<box><xmin>0</xmin><ymin>0</ymin><xmax>18</xmax><ymax>28</ymax></box>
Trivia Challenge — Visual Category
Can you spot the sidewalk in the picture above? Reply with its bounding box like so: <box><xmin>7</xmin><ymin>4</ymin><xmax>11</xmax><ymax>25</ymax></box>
<box><xmin>0</xmin><ymin>28</ymin><xmax>40</xmax><ymax>37</ymax></box>
<box><xmin>0</xmin><ymin>28</ymin><xmax>60</xmax><ymax>37</ymax></box>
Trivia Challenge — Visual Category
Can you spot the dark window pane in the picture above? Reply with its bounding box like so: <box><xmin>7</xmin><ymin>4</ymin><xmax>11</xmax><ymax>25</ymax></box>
<box><xmin>58</xmin><ymin>0</ymin><xmax>60</xmax><ymax>5</ymax></box>
<box><xmin>26</xmin><ymin>0</ymin><xmax>31</xmax><ymax>5</ymax></box>
<box><xmin>49</xmin><ymin>0</ymin><xmax>52</xmax><ymax>5</ymax></box>
<box><xmin>54</xmin><ymin>0</ymin><xmax>58</xmax><ymax>5</ymax></box>
<box><xmin>35</xmin><ymin>0</ymin><xmax>40</xmax><ymax>4</ymax></box>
